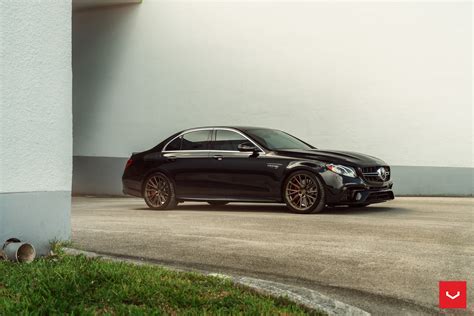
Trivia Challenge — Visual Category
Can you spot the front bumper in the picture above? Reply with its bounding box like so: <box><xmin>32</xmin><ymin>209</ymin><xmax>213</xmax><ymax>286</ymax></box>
<box><xmin>320</xmin><ymin>169</ymin><xmax>395</xmax><ymax>205</ymax></box>
<box><xmin>344</xmin><ymin>188</ymin><xmax>395</xmax><ymax>205</ymax></box>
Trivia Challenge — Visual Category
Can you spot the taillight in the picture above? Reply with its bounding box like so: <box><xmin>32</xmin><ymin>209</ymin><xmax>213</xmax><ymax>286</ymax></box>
<box><xmin>125</xmin><ymin>158</ymin><xmax>133</xmax><ymax>169</ymax></box>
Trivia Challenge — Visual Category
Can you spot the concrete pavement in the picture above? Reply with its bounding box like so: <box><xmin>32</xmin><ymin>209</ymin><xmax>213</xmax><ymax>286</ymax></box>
<box><xmin>72</xmin><ymin>197</ymin><xmax>473</xmax><ymax>315</ymax></box>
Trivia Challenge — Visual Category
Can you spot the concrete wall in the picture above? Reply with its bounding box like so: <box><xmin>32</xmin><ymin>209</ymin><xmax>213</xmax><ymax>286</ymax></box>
<box><xmin>73</xmin><ymin>1</ymin><xmax>473</xmax><ymax>196</ymax></box>
<box><xmin>0</xmin><ymin>1</ymin><xmax>72</xmax><ymax>254</ymax></box>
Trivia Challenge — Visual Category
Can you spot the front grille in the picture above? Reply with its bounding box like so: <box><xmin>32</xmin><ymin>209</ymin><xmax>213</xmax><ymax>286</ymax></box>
<box><xmin>361</xmin><ymin>166</ymin><xmax>391</xmax><ymax>182</ymax></box>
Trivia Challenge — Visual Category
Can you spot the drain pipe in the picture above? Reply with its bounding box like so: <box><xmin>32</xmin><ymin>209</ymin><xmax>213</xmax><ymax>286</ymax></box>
<box><xmin>2</xmin><ymin>238</ymin><xmax>36</xmax><ymax>263</ymax></box>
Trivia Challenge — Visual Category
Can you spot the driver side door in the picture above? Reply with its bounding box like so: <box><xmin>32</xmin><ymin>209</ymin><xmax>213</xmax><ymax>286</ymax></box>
<box><xmin>207</xmin><ymin>129</ymin><xmax>280</xmax><ymax>201</ymax></box>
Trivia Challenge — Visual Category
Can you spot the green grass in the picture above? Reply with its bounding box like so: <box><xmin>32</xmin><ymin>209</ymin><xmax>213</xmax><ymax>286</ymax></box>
<box><xmin>0</xmin><ymin>255</ymin><xmax>321</xmax><ymax>315</ymax></box>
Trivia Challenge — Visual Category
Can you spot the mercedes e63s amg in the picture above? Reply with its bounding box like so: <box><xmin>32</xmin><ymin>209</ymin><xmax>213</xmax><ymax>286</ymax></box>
<box><xmin>122</xmin><ymin>127</ymin><xmax>394</xmax><ymax>214</ymax></box>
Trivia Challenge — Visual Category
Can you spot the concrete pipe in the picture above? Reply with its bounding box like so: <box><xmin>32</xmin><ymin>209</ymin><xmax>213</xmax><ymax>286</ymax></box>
<box><xmin>3</xmin><ymin>239</ymin><xmax>36</xmax><ymax>263</ymax></box>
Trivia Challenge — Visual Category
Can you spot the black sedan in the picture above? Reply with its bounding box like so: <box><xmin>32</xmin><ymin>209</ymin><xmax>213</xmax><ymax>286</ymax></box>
<box><xmin>122</xmin><ymin>127</ymin><xmax>394</xmax><ymax>214</ymax></box>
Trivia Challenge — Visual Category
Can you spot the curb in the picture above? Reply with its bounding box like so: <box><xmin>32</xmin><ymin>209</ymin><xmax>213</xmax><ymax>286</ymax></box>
<box><xmin>64</xmin><ymin>248</ymin><xmax>370</xmax><ymax>316</ymax></box>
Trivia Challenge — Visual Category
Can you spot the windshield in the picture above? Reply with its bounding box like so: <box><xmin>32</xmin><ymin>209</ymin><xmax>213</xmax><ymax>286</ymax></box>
<box><xmin>246</xmin><ymin>129</ymin><xmax>314</xmax><ymax>150</ymax></box>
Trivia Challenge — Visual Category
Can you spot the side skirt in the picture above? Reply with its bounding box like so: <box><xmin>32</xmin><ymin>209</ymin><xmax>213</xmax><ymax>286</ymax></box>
<box><xmin>177</xmin><ymin>196</ymin><xmax>282</xmax><ymax>203</ymax></box>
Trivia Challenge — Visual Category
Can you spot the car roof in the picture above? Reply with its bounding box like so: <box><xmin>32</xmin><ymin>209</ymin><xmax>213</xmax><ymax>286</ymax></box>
<box><xmin>181</xmin><ymin>126</ymin><xmax>272</xmax><ymax>133</ymax></box>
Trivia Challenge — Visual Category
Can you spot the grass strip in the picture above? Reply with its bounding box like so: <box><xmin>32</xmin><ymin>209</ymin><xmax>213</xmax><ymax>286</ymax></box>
<box><xmin>0</xmin><ymin>254</ymin><xmax>323</xmax><ymax>315</ymax></box>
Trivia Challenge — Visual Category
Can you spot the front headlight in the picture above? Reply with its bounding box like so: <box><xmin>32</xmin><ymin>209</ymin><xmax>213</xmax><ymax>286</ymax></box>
<box><xmin>326</xmin><ymin>164</ymin><xmax>357</xmax><ymax>178</ymax></box>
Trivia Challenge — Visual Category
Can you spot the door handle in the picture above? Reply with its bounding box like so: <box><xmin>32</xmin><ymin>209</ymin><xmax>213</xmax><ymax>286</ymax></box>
<box><xmin>212</xmin><ymin>155</ymin><xmax>223</xmax><ymax>161</ymax></box>
<box><xmin>165</xmin><ymin>155</ymin><xmax>176</xmax><ymax>161</ymax></box>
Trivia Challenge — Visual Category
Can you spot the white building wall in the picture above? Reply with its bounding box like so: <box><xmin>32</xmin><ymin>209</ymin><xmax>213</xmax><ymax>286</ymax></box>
<box><xmin>0</xmin><ymin>0</ymin><xmax>72</xmax><ymax>254</ymax></box>
<box><xmin>73</xmin><ymin>1</ymin><xmax>473</xmax><ymax>196</ymax></box>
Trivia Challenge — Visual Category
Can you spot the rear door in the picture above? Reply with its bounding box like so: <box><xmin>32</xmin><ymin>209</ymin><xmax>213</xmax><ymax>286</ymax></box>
<box><xmin>160</xmin><ymin>129</ymin><xmax>214</xmax><ymax>197</ymax></box>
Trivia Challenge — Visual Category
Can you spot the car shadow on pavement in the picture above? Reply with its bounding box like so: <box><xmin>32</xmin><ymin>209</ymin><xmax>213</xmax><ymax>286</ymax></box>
<box><xmin>135</xmin><ymin>203</ymin><xmax>406</xmax><ymax>215</ymax></box>
<box><xmin>179</xmin><ymin>204</ymin><xmax>290</xmax><ymax>213</ymax></box>
<box><xmin>320</xmin><ymin>205</ymin><xmax>404</xmax><ymax>215</ymax></box>
<box><xmin>135</xmin><ymin>204</ymin><xmax>288</xmax><ymax>213</ymax></box>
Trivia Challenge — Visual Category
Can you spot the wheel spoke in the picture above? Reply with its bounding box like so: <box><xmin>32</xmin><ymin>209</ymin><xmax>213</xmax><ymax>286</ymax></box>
<box><xmin>158</xmin><ymin>180</ymin><xmax>166</xmax><ymax>190</ymax></box>
<box><xmin>152</xmin><ymin>194</ymin><xmax>160</xmax><ymax>205</ymax></box>
<box><xmin>301</xmin><ymin>196</ymin><xmax>308</xmax><ymax>207</ymax></box>
<box><xmin>294</xmin><ymin>195</ymin><xmax>301</xmax><ymax>205</ymax></box>
<box><xmin>147</xmin><ymin>182</ymin><xmax>156</xmax><ymax>190</ymax></box>
<box><xmin>293</xmin><ymin>177</ymin><xmax>303</xmax><ymax>187</ymax></box>
<box><xmin>307</xmin><ymin>187</ymin><xmax>317</xmax><ymax>192</ymax></box>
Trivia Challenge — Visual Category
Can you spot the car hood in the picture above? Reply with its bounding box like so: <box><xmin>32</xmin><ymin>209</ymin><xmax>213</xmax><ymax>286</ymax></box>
<box><xmin>273</xmin><ymin>149</ymin><xmax>388</xmax><ymax>167</ymax></box>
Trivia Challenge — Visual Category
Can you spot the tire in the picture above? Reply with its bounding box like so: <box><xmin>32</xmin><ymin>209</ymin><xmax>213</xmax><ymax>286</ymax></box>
<box><xmin>207</xmin><ymin>201</ymin><xmax>229</xmax><ymax>206</ymax></box>
<box><xmin>143</xmin><ymin>172</ymin><xmax>177</xmax><ymax>210</ymax></box>
<box><xmin>283</xmin><ymin>170</ymin><xmax>325</xmax><ymax>214</ymax></box>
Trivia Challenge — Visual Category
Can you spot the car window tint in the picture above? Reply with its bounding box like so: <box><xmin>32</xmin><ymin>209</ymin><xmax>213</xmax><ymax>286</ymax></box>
<box><xmin>181</xmin><ymin>130</ymin><xmax>210</xmax><ymax>150</ymax></box>
<box><xmin>165</xmin><ymin>136</ymin><xmax>181</xmax><ymax>151</ymax></box>
<box><xmin>246</xmin><ymin>129</ymin><xmax>313</xmax><ymax>150</ymax></box>
<box><xmin>212</xmin><ymin>130</ymin><xmax>248</xmax><ymax>151</ymax></box>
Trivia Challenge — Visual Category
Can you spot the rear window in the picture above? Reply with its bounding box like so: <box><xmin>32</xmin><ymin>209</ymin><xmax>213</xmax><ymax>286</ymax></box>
<box><xmin>180</xmin><ymin>130</ymin><xmax>211</xmax><ymax>150</ymax></box>
<box><xmin>165</xmin><ymin>137</ymin><xmax>181</xmax><ymax>151</ymax></box>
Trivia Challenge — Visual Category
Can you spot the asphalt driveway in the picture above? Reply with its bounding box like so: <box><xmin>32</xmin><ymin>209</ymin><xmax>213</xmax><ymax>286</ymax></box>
<box><xmin>72</xmin><ymin>197</ymin><xmax>473</xmax><ymax>315</ymax></box>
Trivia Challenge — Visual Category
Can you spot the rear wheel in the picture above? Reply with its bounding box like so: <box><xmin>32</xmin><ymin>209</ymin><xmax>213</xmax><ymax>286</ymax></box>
<box><xmin>143</xmin><ymin>172</ymin><xmax>177</xmax><ymax>210</ymax></box>
<box><xmin>207</xmin><ymin>201</ymin><xmax>229</xmax><ymax>206</ymax></box>
<box><xmin>283</xmin><ymin>171</ymin><xmax>325</xmax><ymax>214</ymax></box>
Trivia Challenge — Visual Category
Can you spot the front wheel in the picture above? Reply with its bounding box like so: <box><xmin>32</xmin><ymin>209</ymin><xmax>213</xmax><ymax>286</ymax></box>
<box><xmin>283</xmin><ymin>171</ymin><xmax>325</xmax><ymax>214</ymax></box>
<box><xmin>143</xmin><ymin>172</ymin><xmax>177</xmax><ymax>210</ymax></box>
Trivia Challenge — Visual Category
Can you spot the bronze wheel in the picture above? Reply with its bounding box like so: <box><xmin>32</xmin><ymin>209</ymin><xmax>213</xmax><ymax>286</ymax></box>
<box><xmin>143</xmin><ymin>173</ymin><xmax>177</xmax><ymax>210</ymax></box>
<box><xmin>284</xmin><ymin>171</ymin><xmax>325</xmax><ymax>214</ymax></box>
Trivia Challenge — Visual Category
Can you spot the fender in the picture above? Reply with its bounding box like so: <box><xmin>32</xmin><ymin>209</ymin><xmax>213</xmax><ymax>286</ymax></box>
<box><xmin>280</xmin><ymin>160</ymin><xmax>328</xmax><ymax>196</ymax></box>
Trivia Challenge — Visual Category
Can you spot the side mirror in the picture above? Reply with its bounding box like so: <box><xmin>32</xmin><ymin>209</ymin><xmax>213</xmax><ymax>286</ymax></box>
<box><xmin>238</xmin><ymin>142</ymin><xmax>258</xmax><ymax>153</ymax></box>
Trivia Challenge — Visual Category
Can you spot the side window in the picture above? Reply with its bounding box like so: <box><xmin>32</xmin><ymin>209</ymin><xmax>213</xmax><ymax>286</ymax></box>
<box><xmin>212</xmin><ymin>130</ymin><xmax>248</xmax><ymax>151</ymax></box>
<box><xmin>181</xmin><ymin>130</ymin><xmax>211</xmax><ymax>150</ymax></box>
<box><xmin>165</xmin><ymin>136</ymin><xmax>181</xmax><ymax>151</ymax></box>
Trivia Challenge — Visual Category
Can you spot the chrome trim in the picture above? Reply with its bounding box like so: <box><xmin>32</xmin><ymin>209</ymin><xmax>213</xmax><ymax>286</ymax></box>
<box><xmin>363</xmin><ymin>172</ymin><xmax>391</xmax><ymax>176</ymax></box>
<box><xmin>162</xmin><ymin>127</ymin><xmax>265</xmax><ymax>154</ymax></box>
<box><xmin>163</xmin><ymin>150</ymin><xmax>252</xmax><ymax>155</ymax></box>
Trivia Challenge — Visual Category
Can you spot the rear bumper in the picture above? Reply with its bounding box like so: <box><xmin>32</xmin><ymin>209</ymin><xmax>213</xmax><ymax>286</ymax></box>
<box><xmin>122</xmin><ymin>179</ymin><xmax>142</xmax><ymax>197</ymax></box>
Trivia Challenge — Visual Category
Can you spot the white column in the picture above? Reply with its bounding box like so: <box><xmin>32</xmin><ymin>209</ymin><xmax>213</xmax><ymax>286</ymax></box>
<box><xmin>0</xmin><ymin>0</ymin><xmax>72</xmax><ymax>255</ymax></box>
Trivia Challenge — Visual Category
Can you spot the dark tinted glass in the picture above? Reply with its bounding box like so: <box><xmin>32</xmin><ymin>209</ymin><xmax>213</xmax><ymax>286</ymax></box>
<box><xmin>165</xmin><ymin>137</ymin><xmax>181</xmax><ymax>151</ymax></box>
<box><xmin>181</xmin><ymin>130</ymin><xmax>210</xmax><ymax>150</ymax></box>
<box><xmin>212</xmin><ymin>130</ymin><xmax>247</xmax><ymax>151</ymax></box>
<box><xmin>246</xmin><ymin>129</ymin><xmax>313</xmax><ymax>150</ymax></box>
